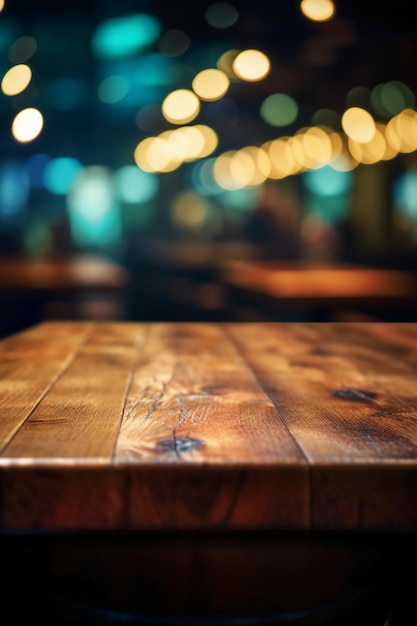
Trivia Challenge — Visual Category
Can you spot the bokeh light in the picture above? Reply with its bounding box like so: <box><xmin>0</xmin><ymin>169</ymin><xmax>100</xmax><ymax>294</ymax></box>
<box><xmin>0</xmin><ymin>159</ymin><xmax>30</xmax><ymax>220</ymax></box>
<box><xmin>8</xmin><ymin>36</ymin><xmax>37</xmax><ymax>63</ymax></box>
<box><xmin>303</xmin><ymin>165</ymin><xmax>353</xmax><ymax>195</ymax></box>
<box><xmin>232</xmin><ymin>49</ymin><xmax>271</xmax><ymax>82</ymax></box>
<box><xmin>260</xmin><ymin>93</ymin><xmax>299</xmax><ymax>127</ymax></box>
<box><xmin>98</xmin><ymin>75</ymin><xmax>129</xmax><ymax>104</ymax></box>
<box><xmin>92</xmin><ymin>14</ymin><xmax>161</xmax><ymax>58</ymax></box>
<box><xmin>192</xmin><ymin>68</ymin><xmax>230</xmax><ymax>101</ymax></box>
<box><xmin>393</xmin><ymin>171</ymin><xmax>417</xmax><ymax>221</ymax></box>
<box><xmin>204</xmin><ymin>2</ymin><xmax>239</xmax><ymax>29</ymax></box>
<box><xmin>43</xmin><ymin>157</ymin><xmax>83</xmax><ymax>195</ymax></box>
<box><xmin>11</xmin><ymin>107</ymin><xmax>44</xmax><ymax>142</ymax></box>
<box><xmin>216</xmin><ymin>49</ymin><xmax>241</xmax><ymax>79</ymax></box>
<box><xmin>341</xmin><ymin>107</ymin><xmax>376</xmax><ymax>143</ymax></box>
<box><xmin>300</xmin><ymin>0</ymin><xmax>335</xmax><ymax>22</ymax></box>
<box><xmin>162</xmin><ymin>89</ymin><xmax>201</xmax><ymax>124</ymax></box>
<box><xmin>371</xmin><ymin>81</ymin><xmax>415</xmax><ymax>118</ymax></box>
<box><xmin>171</xmin><ymin>190</ymin><xmax>211</xmax><ymax>230</ymax></box>
<box><xmin>113</xmin><ymin>165</ymin><xmax>159</xmax><ymax>203</ymax></box>
<box><xmin>1</xmin><ymin>64</ymin><xmax>32</xmax><ymax>96</ymax></box>
<box><xmin>66</xmin><ymin>166</ymin><xmax>122</xmax><ymax>248</ymax></box>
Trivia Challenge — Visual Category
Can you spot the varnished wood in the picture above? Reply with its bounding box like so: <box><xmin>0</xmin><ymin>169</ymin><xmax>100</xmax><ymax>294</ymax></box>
<box><xmin>218</xmin><ymin>259</ymin><xmax>417</xmax><ymax>314</ymax></box>
<box><xmin>0</xmin><ymin>321</ymin><xmax>416</xmax><ymax>534</ymax></box>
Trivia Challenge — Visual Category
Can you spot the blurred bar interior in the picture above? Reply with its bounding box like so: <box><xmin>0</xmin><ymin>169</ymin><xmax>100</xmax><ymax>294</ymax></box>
<box><xmin>1</xmin><ymin>0</ymin><xmax>417</xmax><ymax>336</ymax></box>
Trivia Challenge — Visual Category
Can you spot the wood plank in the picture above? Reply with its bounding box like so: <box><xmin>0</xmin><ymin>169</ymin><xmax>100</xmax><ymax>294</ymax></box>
<box><xmin>0</xmin><ymin>323</ymin><xmax>144</xmax><ymax>461</ymax></box>
<box><xmin>115</xmin><ymin>323</ymin><xmax>308</xmax><ymax>529</ymax></box>
<box><xmin>0</xmin><ymin>321</ymin><xmax>93</xmax><ymax>357</ymax></box>
<box><xmin>0</xmin><ymin>321</ymin><xmax>416</xmax><ymax>532</ymax></box>
<box><xmin>117</xmin><ymin>323</ymin><xmax>306</xmax><ymax>463</ymax></box>
<box><xmin>0</xmin><ymin>323</ymin><xmax>92</xmax><ymax>451</ymax></box>
<box><xmin>226</xmin><ymin>322</ymin><xmax>417</xmax><ymax>459</ymax></box>
<box><xmin>226</xmin><ymin>322</ymin><xmax>417</xmax><ymax>529</ymax></box>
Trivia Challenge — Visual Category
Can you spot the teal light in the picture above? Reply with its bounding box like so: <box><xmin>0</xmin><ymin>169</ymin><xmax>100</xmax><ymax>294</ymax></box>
<box><xmin>44</xmin><ymin>157</ymin><xmax>83</xmax><ymax>195</ymax></box>
<box><xmin>220</xmin><ymin>186</ymin><xmax>260</xmax><ymax>211</ymax></box>
<box><xmin>303</xmin><ymin>166</ymin><xmax>353</xmax><ymax>223</ymax></box>
<box><xmin>190</xmin><ymin>158</ymin><xmax>222</xmax><ymax>195</ymax></box>
<box><xmin>302</xmin><ymin>166</ymin><xmax>353</xmax><ymax>196</ymax></box>
<box><xmin>98</xmin><ymin>75</ymin><xmax>129</xmax><ymax>104</ymax></box>
<box><xmin>113</xmin><ymin>165</ymin><xmax>159</xmax><ymax>203</ymax></box>
<box><xmin>122</xmin><ymin>202</ymin><xmax>154</xmax><ymax>230</ymax></box>
<box><xmin>0</xmin><ymin>159</ymin><xmax>29</xmax><ymax>219</ymax></box>
<box><xmin>306</xmin><ymin>194</ymin><xmax>350</xmax><ymax>223</ymax></box>
<box><xmin>393</xmin><ymin>171</ymin><xmax>417</xmax><ymax>220</ymax></box>
<box><xmin>92</xmin><ymin>14</ymin><xmax>161</xmax><ymax>59</ymax></box>
<box><xmin>66</xmin><ymin>166</ymin><xmax>122</xmax><ymax>248</ymax></box>
<box><xmin>97</xmin><ymin>55</ymin><xmax>176</xmax><ymax>110</ymax></box>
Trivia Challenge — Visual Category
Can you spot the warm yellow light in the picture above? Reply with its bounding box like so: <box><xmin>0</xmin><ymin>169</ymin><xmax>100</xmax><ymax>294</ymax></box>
<box><xmin>388</xmin><ymin>109</ymin><xmax>417</xmax><ymax>153</ymax></box>
<box><xmin>213</xmin><ymin>151</ymin><xmax>240</xmax><ymax>189</ymax></box>
<box><xmin>134</xmin><ymin>136</ymin><xmax>180</xmax><ymax>173</ymax></box>
<box><xmin>232</xmin><ymin>49</ymin><xmax>271</xmax><ymax>82</ymax></box>
<box><xmin>11</xmin><ymin>107</ymin><xmax>43</xmax><ymax>142</ymax></box>
<box><xmin>264</xmin><ymin>138</ymin><xmax>298</xmax><ymax>178</ymax></box>
<box><xmin>341</xmin><ymin>107</ymin><xmax>376</xmax><ymax>143</ymax></box>
<box><xmin>300</xmin><ymin>127</ymin><xmax>333</xmax><ymax>167</ymax></box>
<box><xmin>193</xmin><ymin>125</ymin><xmax>218</xmax><ymax>158</ymax></box>
<box><xmin>348</xmin><ymin>126</ymin><xmax>387</xmax><ymax>164</ymax></box>
<box><xmin>300</xmin><ymin>0</ymin><xmax>335</xmax><ymax>22</ymax></box>
<box><xmin>329</xmin><ymin>152</ymin><xmax>359</xmax><ymax>172</ymax></box>
<box><xmin>162</xmin><ymin>89</ymin><xmax>200</xmax><ymax>125</ymax></box>
<box><xmin>234</xmin><ymin>146</ymin><xmax>271</xmax><ymax>185</ymax></box>
<box><xmin>0</xmin><ymin>0</ymin><xmax>5</xmax><ymax>13</ymax></box>
<box><xmin>230</xmin><ymin>150</ymin><xmax>255</xmax><ymax>187</ymax></box>
<box><xmin>192</xmin><ymin>68</ymin><xmax>230</xmax><ymax>101</ymax></box>
<box><xmin>1</xmin><ymin>64</ymin><xmax>32</xmax><ymax>96</ymax></box>
<box><xmin>166</xmin><ymin>126</ymin><xmax>207</xmax><ymax>161</ymax></box>
<box><xmin>287</xmin><ymin>135</ymin><xmax>308</xmax><ymax>172</ymax></box>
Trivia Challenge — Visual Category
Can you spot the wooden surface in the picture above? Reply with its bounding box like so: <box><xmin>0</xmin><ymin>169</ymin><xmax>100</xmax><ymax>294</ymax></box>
<box><xmin>0</xmin><ymin>255</ymin><xmax>127</xmax><ymax>291</ymax></box>
<box><xmin>0</xmin><ymin>321</ymin><xmax>417</xmax><ymax>533</ymax></box>
<box><xmin>218</xmin><ymin>259</ymin><xmax>417</xmax><ymax>311</ymax></box>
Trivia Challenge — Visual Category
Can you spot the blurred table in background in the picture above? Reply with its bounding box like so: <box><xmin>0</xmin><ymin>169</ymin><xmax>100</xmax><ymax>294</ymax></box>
<box><xmin>218</xmin><ymin>259</ymin><xmax>417</xmax><ymax>322</ymax></box>
<box><xmin>0</xmin><ymin>255</ymin><xmax>128</xmax><ymax>338</ymax></box>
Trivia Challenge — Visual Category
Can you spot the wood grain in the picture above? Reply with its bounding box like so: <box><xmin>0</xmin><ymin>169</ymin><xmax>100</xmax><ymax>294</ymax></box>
<box><xmin>0</xmin><ymin>321</ymin><xmax>416</xmax><ymax>532</ymax></box>
<box><xmin>227</xmin><ymin>322</ymin><xmax>417</xmax><ymax>530</ymax></box>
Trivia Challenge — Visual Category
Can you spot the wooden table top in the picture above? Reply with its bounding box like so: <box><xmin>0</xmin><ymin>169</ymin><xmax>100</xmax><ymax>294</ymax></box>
<box><xmin>0</xmin><ymin>255</ymin><xmax>128</xmax><ymax>291</ymax></box>
<box><xmin>219</xmin><ymin>259</ymin><xmax>417</xmax><ymax>308</ymax></box>
<box><xmin>0</xmin><ymin>321</ymin><xmax>416</xmax><ymax>534</ymax></box>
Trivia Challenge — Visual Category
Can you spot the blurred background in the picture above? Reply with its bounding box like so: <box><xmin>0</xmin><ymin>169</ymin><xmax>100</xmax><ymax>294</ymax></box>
<box><xmin>1</xmin><ymin>0</ymin><xmax>417</xmax><ymax>336</ymax></box>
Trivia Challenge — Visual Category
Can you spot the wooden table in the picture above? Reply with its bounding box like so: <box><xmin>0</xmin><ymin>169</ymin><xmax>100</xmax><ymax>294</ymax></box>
<box><xmin>1</xmin><ymin>321</ymin><xmax>416</xmax><ymax>625</ymax></box>
<box><xmin>0</xmin><ymin>255</ymin><xmax>128</xmax><ymax>337</ymax></box>
<box><xmin>218</xmin><ymin>259</ymin><xmax>417</xmax><ymax>321</ymax></box>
